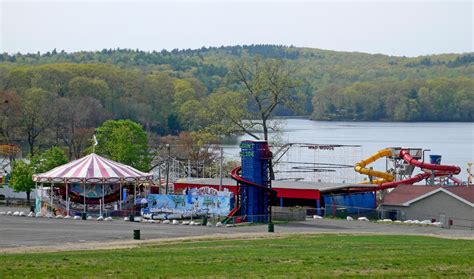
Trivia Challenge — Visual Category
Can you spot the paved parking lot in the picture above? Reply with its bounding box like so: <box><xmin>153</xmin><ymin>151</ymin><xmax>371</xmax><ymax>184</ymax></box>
<box><xmin>1</xmin><ymin>212</ymin><xmax>473</xmax><ymax>251</ymax></box>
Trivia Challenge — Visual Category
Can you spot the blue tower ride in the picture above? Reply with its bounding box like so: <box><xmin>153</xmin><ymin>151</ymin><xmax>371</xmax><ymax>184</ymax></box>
<box><xmin>239</xmin><ymin>140</ymin><xmax>272</xmax><ymax>223</ymax></box>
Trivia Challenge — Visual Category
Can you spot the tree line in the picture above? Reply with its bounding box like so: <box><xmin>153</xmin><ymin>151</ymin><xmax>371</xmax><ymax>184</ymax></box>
<box><xmin>0</xmin><ymin>45</ymin><xmax>472</xmax><ymax>159</ymax></box>
<box><xmin>311</xmin><ymin>77</ymin><xmax>473</xmax><ymax>121</ymax></box>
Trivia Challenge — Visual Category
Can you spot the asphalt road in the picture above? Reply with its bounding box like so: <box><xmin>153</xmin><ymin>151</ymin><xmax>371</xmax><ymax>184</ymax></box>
<box><xmin>1</xmin><ymin>213</ymin><xmax>473</xmax><ymax>249</ymax></box>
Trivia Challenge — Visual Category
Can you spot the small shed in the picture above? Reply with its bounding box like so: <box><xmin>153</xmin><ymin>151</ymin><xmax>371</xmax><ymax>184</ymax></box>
<box><xmin>380</xmin><ymin>184</ymin><xmax>474</xmax><ymax>229</ymax></box>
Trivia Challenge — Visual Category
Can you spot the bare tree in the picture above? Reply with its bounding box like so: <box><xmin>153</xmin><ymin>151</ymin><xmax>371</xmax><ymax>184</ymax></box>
<box><xmin>230</xmin><ymin>58</ymin><xmax>298</xmax><ymax>141</ymax></box>
<box><xmin>55</xmin><ymin>96</ymin><xmax>108</xmax><ymax>159</ymax></box>
<box><xmin>0</xmin><ymin>91</ymin><xmax>22</xmax><ymax>145</ymax></box>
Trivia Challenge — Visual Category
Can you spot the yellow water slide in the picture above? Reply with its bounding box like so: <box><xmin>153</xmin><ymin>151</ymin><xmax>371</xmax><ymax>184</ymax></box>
<box><xmin>354</xmin><ymin>148</ymin><xmax>395</xmax><ymax>184</ymax></box>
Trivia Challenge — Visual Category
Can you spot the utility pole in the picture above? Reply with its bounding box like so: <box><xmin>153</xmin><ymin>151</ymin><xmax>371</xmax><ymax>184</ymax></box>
<box><xmin>202</xmin><ymin>160</ymin><xmax>205</xmax><ymax>178</ymax></box>
<box><xmin>165</xmin><ymin>144</ymin><xmax>170</xmax><ymax>194</ymax></box>
<box><xmin>158</xmin><ymin>165</ymin><xmax>161</xmax><ymax>193</ymax></box>
<box><xmin>219</xmin><ymin>147</ymin><xmax>223</xmax><ymax>191</ymax></box>
<box><xmin>188</xmin><ymin>160</ymin><xmax>191</xmax><ymax>178</ymax></box>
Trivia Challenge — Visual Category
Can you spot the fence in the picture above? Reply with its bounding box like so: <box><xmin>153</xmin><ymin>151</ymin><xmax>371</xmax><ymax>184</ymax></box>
<box><xmin>0</xmin><ymin>198</ymin><xmax>33</xmax><ymax>207</ymax></box>
<box><xmin>305</xmin><ymin>206</ymin><xmax>474</xmax><ymax>230</ymax></box>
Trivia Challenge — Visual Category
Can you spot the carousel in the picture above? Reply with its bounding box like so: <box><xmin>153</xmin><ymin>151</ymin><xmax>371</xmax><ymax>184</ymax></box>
<box><xmin>32</xmin><ymin>153</ymin><xmax>153</xmax><ymax>217</ymax></box>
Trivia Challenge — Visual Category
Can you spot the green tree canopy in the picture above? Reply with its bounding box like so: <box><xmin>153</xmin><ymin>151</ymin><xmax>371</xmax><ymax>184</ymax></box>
<box><xmin>9</xmin><ymin>159</ymin><xmax>35</xmax><ymax>202</ymax></box>
<box><xmin>10</xmin><ymin>146</ymin><xmax>68</xmax><ymax>202</ymax></box>
<box><xmin>32</xmin><ymin>146</ymin><xmax>68</xmax><ymax>173</ymax></box>
<box><xmin>94</xmin><ymin>119</ymin><xmax>151</xmax><ymax>171</ymax></box>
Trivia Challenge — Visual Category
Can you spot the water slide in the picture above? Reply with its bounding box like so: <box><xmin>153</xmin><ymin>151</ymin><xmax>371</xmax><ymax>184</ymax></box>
<box><xmin>361</xmin><ymin>149</ymin><xmax>462</xmax><ymax>191</ymax></box>
<box><xmin>224</xmin><ymin>166</ymin><xmax>276</xmax><ymax>223</ymax></box>
<box><xmin>222</xmin><ymin>205</ymin><xmax>241</xmax><ymax>225</ymax></box>
<box><xmin>399</xmin><ymin>149</ymin><xmax>461</xmax><ymax>175</ymax></box>
<box><xmin>354</xmin><ymin>148</ymin><xmax>395</xmax><ymax>184</ymax></box>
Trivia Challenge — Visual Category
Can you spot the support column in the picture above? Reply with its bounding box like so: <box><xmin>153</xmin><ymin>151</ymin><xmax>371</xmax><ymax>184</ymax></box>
<box><xmin>66</xmin><ymin>182</ymin><xmax>69</xmax><ymax>217</ymax></box>
<box><xmin>83</xmin><ymin>182</ymin><xmax>86</xmax><ymax>213</ymax></box>
<box><xmin>34</xmin><ymin>182</ymin><xmax>38</xmax><ymax>213</ymax></box>
<box><xmin>219</xmin><ymin>147</ymin><xmax>223</xmax><ymax>191</ymax></box>
<box><xmin>133</xmin><ymin>182</ymin><xmax>137</xmax><ymax>216</ymax></box>
<box><xmin>102</xmin><ymin>184</ymin><xmax>105</xmax><ymax>217</ymax></box>
<box><xmin>119</xmin><ymin>182</ymin><xmax>122</xmax><ymax>210</ymax></box>
<box><xmin>316</xmin><ymin>199</ymin><xmax>321</xmax><ymax>216</ymax></box>
<box><xmin>50</xmin><ymin>183</ymin><xmax>54</xmax><ymax>214</ymax></box>
<box><xmin>40</xmin><ymin>183</ymin><xmax>44</xmax><ymax>214</ymax></box>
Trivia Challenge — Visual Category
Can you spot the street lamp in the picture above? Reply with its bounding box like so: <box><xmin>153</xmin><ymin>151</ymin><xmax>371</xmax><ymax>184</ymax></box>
<box><xmin>165</xmin><ymin>144</ymin><xmax>170</xmax><ymax>194</ymax></box>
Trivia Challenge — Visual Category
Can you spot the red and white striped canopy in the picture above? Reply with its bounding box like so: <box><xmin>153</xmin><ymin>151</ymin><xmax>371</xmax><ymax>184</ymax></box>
<box><xmin>33</xmin><ymin>153</ymin><xmax>153</xmax><ymax>183</ymax></box>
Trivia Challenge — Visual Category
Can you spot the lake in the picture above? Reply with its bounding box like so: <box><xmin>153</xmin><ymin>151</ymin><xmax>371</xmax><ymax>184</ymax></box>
<box><xmin>223</xmin><ymin>119</ymin><xmax>474</xmax><ymax>182</ymax></box>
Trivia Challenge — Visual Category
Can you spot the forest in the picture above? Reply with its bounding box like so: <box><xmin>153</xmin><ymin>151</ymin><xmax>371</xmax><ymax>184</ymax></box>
<box><xmin>0</xmin><ymin>45</ymin><xmax>473</xmax><ymax>158</ymax></box>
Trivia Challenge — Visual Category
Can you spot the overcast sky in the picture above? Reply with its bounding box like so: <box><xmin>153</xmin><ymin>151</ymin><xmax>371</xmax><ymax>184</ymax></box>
<box><xmin>1</xmin><ymin>0</ymin><xmax>472</xmax><ymax>57</ymax></box>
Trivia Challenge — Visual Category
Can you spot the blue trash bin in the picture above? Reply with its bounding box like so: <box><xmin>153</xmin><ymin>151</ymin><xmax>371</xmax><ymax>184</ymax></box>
<box><xmin>429</xmin><ymin>155</ymin><xmax>442</xmax><ymax>165</ymax></box>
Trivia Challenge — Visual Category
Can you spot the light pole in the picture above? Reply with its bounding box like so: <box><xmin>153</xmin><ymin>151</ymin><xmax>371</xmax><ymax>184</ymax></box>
<box><xmin>219</xmin><ymin>147</ymin><xmax>223</xmax><ymax>191</ymax></box>
<box><xmin>165</xmin><ymin>144</ymin><xmax>170</xmax><ymax>194</ymax></box>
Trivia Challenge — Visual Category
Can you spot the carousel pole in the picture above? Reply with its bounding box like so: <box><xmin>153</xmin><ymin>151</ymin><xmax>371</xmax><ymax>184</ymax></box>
<box><xmin>102</xmin><ymin>183</ymin><xmax>105</xmax><ymax>217</ymax></box>
<box><xmin>134</xmin><ymin>181</ymin><xmax>137</xmax><ymax>216</ymax></box>
<box><xmin>40</xmin><ymin>183</ymin><xmax>44</xmax><ymax>214</ymax></box>
<box><xmin>34</xmin><ymin>182</ymin><xmax>38</xmax><ymax>213</ymax></box>
<box><xmin>50</xmin><ymin>183</ymin><xmax>54</xmax><ymax>214</ymax></box>
<box><xmin>66</xmin><ymin>181</ymin><xmax>69</xmax><ymax>217</ymax></box>
<box><xmin>119</xmin><ymin>181</ymin><xmax>122</xmax><ymax>211</ymax></box>
<box><xmin>83</xmin><ymin>181</ymin><xmax>86</xmax><ymax>214</ymax></box>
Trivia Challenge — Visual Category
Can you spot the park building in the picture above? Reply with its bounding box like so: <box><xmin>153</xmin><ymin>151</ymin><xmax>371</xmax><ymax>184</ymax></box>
<box><xmin>380</xmin><ymin>184</ymin><xmax>474</xmax><ymax>230</ymax></box>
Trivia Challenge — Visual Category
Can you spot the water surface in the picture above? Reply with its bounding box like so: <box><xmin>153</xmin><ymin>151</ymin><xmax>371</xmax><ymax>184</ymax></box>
<box><xmin>223</xmin><ymin>119</ymin><xmax>474</xmax><ymax>181</ymax></box>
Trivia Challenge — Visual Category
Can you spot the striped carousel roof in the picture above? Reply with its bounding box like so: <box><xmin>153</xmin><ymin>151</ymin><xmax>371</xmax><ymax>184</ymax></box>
<box><xmin>32</xmin><ymin>153</ymin><xmax>153</xmax><ymax>183</ymax></box>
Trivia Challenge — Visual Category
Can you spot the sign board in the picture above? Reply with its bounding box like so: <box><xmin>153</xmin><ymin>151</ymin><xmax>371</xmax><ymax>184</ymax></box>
<box><xmin>143</xmin><ymin>187</ymin><xmax>233</xmax><ymax>216</ymax></box>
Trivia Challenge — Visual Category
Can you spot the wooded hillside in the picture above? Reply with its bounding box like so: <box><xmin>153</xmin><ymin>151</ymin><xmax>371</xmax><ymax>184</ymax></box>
<box><xmin>0</xmin><ymin>45</ymin><xmax>472</xmax><ymax>154</ymax></box>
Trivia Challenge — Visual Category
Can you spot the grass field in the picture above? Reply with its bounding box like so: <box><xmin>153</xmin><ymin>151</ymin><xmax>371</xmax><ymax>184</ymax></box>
<box><xmin>1</xmin><ymin>234</ymin><xmax>473</xmax><ymax>278</ymax></box>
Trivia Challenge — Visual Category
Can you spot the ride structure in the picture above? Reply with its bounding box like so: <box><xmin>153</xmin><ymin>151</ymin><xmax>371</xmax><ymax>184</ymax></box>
<box><xmin>32</xmin><ymin>153</ymin><xmax>153</xmax><ymax>217</ymax></box>
<box><xmin>354</xmin><ymin>147</ymin><xmax>462</xmax><ymax>192</ymax></box>
<box><xmin>354</xmin><ymin>148</ymin><xmax>395</xmax><ymax>184</ymax></box>
<box><xmin>227</xmin><ymin>140</ymin><xmax>275</xmax><ymax>223</ymax></box>
<box><xmin>271</xmin><ymin>143</ymin><xmax>361</xmax><ymax>183</ymax></box>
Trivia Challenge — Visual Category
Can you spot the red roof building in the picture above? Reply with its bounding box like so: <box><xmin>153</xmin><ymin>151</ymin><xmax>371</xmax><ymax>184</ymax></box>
<box><xmin>382</xmin><ymin>184</ymin><xmax>474</xmax><ymax>206</ymax></box>
<box><xmin>174</xmin><ymin>178</ymin><xmax>375</xmax><ymax>208</ymax></box>
<box><xmin>380</xmin><ymin>184</ymin><xmax>474</xmax><ymax>229</ymax></box>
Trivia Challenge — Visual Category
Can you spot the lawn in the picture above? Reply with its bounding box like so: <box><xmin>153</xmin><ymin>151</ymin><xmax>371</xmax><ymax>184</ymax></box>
<box><xmin>1</xmin><ymin>234</ymin><xmax>473</xmax><ymax>278</ymax></box>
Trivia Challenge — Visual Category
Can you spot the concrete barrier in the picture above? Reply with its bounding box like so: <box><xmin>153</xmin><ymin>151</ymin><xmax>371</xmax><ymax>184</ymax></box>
<box><xmin>271</xmin><ymin>206</ymin><xmax>305</xmax><ymax>221</ymax></box>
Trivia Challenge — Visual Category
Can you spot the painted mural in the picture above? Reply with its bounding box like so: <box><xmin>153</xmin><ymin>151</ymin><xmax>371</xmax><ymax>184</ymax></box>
<box><xmin>143</xmin><ymin>187</ymin><xmax>234</xmax><ymax>216</ymax></box>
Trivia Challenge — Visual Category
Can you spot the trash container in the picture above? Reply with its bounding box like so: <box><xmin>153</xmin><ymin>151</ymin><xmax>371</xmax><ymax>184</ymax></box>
<box><xmin>30</xmin><ymin>205</ymin><xmax>35</xmax><ymax>213</ymax></box>
<box><xmin>133</xmin><ymin>229</ymin><xmax>140</xmax><ymax>240</ymax></box>
<box><xmin>81</xmin><ymin>213</ymin><xmax>87</xmax><ymax>220</ymax></box>
<box><xmin>202</xmin><ymin>215</ymin><xmax>208</xmax><ymax>226</ymax></box>
<box><xmin>129</xmin><ymin>215</ymin><xmax>134</xmax><ymax>222</ymax></box>
<box><xmin>268</xmin><ymin>222</ymin><xmax>274</xmax><ymax>233</ymax></box>
<box><xmin>336</xmin><ymin>208</ymin><xmax>347</xmax><ymax>219</ymax></box>
<box><xmin>430</xmin><ymin>155</ymin><xmax>442</xmax><ymax>165</ymax></box>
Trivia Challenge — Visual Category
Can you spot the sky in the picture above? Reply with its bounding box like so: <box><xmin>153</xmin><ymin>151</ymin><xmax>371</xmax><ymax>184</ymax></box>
<box><xmin>1</xmin><ymin>0</ymin><xmax>472</xmax><ymax>57</ymax></box>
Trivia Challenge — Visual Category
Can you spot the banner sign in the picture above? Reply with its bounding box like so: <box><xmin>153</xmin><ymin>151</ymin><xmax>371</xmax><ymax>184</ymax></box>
<box><xmin>143</xmin><ymin>187</ymin><xmax>234</xmax><ymax>216</ymax></box>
